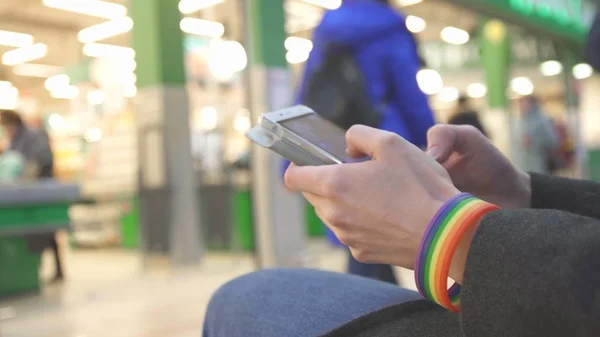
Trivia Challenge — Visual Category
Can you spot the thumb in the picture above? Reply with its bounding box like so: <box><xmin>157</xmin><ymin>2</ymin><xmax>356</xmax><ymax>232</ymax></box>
<box><xmin>346</xmin><ymin>125</ymin><xmax>392</xmax><ymax>159</ymax></box>
<box><xmin>427</xmin><ymin>124</ymin><xmax>484</xmax><ymax>163</ymax></box>
<box><xmin>426</xmin><ymin>125</ymin><xmax>458</xmax><ymax>163</ymax></box>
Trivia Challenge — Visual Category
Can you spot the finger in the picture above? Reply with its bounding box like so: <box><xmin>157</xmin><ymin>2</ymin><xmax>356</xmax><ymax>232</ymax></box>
<box><xmin>426</xmin><ymin>125</ymin><xmax>482</xmax><ymax>163</ymax></box>
<box><xmin>284</xmin><ymin>164</ymin><xmax>335</xmax><ymax>196</ymax></box>
<box><xmin>346</xmin><ymin>125</ymin><xmax>401</xmax><ymax>159</ymax></box>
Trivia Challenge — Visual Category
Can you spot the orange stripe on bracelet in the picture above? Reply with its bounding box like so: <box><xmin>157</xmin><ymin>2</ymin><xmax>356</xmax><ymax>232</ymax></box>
<box><xmin>435</xmin><ymin>201</ymin><xmax>498</xmax><ymax>311</ymax></box>
<box><xmin>415</xmin><ymin>193</ymin><xmax>499</xmax><ymax>313</ymax></box>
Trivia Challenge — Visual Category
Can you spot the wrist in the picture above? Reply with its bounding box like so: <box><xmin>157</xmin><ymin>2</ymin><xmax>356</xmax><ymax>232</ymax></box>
<box><xmin>448</xmin><ymin>219</ymin><xmax>480</xmax><ymax>284</ymax></box>
<box><xmin>515</xmin><ymin>170</ymin><xmax>532</xmax><ymax>209</ymax></box>
<box><xmin>415</xmin><ymin>195</ymin><xmax>498</xmax><ymax>312</ymax></box>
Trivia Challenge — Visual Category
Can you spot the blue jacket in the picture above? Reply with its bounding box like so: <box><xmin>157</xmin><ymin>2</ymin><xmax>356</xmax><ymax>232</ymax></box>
<box><xmin>297</xmin><ymin>0</ymin><xmax>435</xmax><ymax>145</ymax></box>
<box><xmin>282</xmin><ymin>1</ymin><xmax>436</xmax><ymax>176</ymax></box>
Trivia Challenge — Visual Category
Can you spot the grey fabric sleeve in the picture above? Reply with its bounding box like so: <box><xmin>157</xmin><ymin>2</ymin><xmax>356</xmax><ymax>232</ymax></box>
<box><xmin>460</xmin><ymin>209</ymin><xmax>600</xmax><ymax>336</ymax></box>
<box><xmin>530</xmin><ymin>173</ymin><xmax>600</xmax><ymax>220</ymax></box>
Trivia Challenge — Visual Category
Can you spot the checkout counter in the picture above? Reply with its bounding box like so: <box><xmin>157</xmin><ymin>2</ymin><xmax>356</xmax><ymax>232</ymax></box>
<box><xmin>0</xmin><ymin>182</ymin><xmax>79</xmax><ymax>297</ymax></box>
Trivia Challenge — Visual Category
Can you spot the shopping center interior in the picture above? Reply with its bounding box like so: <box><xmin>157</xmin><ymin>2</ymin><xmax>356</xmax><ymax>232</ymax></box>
<box><xmin>0</xmin><ymin>0</ymin><xmax>598</xmax><ymax>336</ymax></box>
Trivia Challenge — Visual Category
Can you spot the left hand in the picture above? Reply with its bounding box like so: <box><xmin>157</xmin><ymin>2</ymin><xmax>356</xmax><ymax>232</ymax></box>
<box><xmin>285</xmin><ymin>125</ymin><xmax>459</xmax><ymax>269</ymax></box>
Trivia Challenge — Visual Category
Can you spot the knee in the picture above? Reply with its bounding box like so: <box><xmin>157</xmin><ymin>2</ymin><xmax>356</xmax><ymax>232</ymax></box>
<box><xmin>204</xmin><ymin>269</ymin><xmax>294</xmax><ymax>333</ymax></box>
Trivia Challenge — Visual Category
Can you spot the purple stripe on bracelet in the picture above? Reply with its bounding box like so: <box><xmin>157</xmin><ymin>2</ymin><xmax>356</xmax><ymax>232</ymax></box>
<box><xmin>414</xmin><ymin>193</ymin><xmax>471</xmax><ymax>297</ymax></box>
<box><xmin>415</xmin><ymin>194</ymin><xmax>472</xmax><ymax>298</ymax></box>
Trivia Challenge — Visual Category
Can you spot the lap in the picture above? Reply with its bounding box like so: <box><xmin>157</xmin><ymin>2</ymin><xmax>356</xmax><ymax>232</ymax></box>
<box><xmin>203</xmin><ymin>268</ymin><xmax>421</xmax><ymax>337</ymax></box>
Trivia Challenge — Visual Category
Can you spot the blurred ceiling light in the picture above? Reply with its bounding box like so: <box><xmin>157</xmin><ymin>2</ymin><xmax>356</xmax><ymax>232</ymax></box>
<box><xmin>123</xmin><ymin>84</ymin><xmax>137</xmax><ymax>98</ymax></box>
<box><xmin>50</xmin><ymin>85</ymin><xmax>79</xmax><ymax>100</ymax></box>
<box><xmin>13</xmin><ymin>63</ymin><xmax>62</xmax><ymax>78</ymax></box>
<box><xmin>180</xmin><ymin>18</ymin><xmax>225</xmax><ymax>38</ymax></box>
<box><xmin>45</xmin><ymin>74</ymin><xmax>70</xmax><ymax>91</ymax></box>
<box><xmin>510</xmin><ymin>77</ymin><xmax>534</xmax><ymax>96</ymax></box>
<box><xmin>122</xmin><ymin>58</ymin><xmax>137</xmax><ymax>72</ymax></box>
<box><xmin>573</xmin><ymin>63</ymin><xmax>593</xmax><ymax>80</ymax></box>
<box><xmin>0</xmin><ymin>82</ymin><xmax>18</xmax><ymax>110</ymax></box>
<box><xmin>406</xmin><ymin>15</ymin><xmax>426</xmax><ymax>33</ymax></box>
<box><xmin>284</xmin><ymin>36</ymin><xmax>313</xmax><ymax>53</ymax></box>
<box><xmin>398</xmin><ymin>0</ymin><xmax>423</xmax><ymax>5</ymax></box>
<box><xmin>2</xmin><ymin>43</ymin><xmax>47</xmax><ymax>66</ymax></box>
<box><xmin>233</xmin><ymin>115</ymin><xmax>251</xmax><ymax>132</ymax></box>
<box><xmin>438</xmin><ymin>87</ymin><xmax>459</xmax><ymax>102</ymax></box>
<box><xmin>440</xmin><ymin>26</ymin><xmax>470</xmax><ymax>45</ymax></box>
<box><xmin>48</xmin><ymin>113</ymin><xmax>65</xmax><ymax>130</ymax></box>
<box><xmin>199</xmin><ymin>106</ymin><xmax>218</xmax><ymax>130</ymax></box>
<box><xmin>300</xmin><ymin>0</ymin><xmax>341</xmax><ymax>10</ymax></box>
<box><xmin>208</xmin><ymin>40</ymin><xmax>248</xmax><ymax>81</ymax></box>
<box><xmin>42</xmin><ymin>0</ymin><xmax>127</xmax><ymax>19</ymax></box>
<box><xmin>78</xmin><ymin>17</ymin><xmax>133</xmax><ymax>43</ymax></box>
<box><xmin>83</xmin><ymin>43</ymin><xmax>135</xmax><ymax>58</ymax></box>
<box><xmin>84</xmin><ymin>128</ymin><xmax>103</xmax><ymax>142</ymax></box>
<box><xmin>539</xmin><ymin>60</ymin><xmax>563</xmax><ymax>76</ymax></box>
<box><xmin>0</xmin><ymin>30</ymin><xmax>33</xmax><ymax>48</ymax></box>
<box><xmin>116</xmin><ymin>72</ymin><xmax>137</xmax><ymax>85</ymax></box>
<box><xmin>284</xmin><ymin>1</ymin><xmax>321</xmax><ymax>33</ymax></box>
<box><xmin>286</xmin><ymin>51</ymin><xmax>309</xmax><ymax>64</ymax></box>
<box><xmin>178</xmin><ymin>0</ymin><xmax>224</xmax><ymax>14</ymax></box>
<box><xmin>467</xmin><ymin>83</ymin><xmax>487</xmax><ymax>98</ymax></box>
<box><xmin>87</xmin><ymin>90</ymin><xmax>105</xmax><ymax>105</ymax></box>
<box><xmin>416</xmin><ymin>68</ymin><xmax>443</xmax><ymax>95</ymax></box>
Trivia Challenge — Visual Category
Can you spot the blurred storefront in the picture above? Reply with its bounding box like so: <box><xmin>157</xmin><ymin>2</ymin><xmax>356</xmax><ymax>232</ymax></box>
<box><xmin>0</xmin><ymin>0</ymin><xmax>597</xmax><ymax>297</ymax></box>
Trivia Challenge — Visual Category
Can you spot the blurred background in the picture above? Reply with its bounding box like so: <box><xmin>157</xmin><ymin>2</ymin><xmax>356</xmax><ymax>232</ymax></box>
<box><xmin>0</xmin><ymin>0</ymin><xmax>598</xmax><ymax>336</ymax></box>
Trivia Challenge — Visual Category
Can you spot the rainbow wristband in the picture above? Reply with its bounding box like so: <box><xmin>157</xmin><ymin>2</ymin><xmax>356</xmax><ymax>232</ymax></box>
<box><xmin>414</xmin><ymin>193</ymin><xmax>499</xmax><ymax>312</ymax></box>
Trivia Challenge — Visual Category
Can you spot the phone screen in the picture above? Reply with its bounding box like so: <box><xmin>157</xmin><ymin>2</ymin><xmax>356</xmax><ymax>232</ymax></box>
<box><xmin>280</xmin><ymin>113</ymin><xmax>357</xmax><ymax>163</ymax></box>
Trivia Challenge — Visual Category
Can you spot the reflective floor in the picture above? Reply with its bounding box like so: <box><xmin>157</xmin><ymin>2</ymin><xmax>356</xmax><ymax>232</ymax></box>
<box><xmin>0</xmin><ymin>241</ymin><xmax>415</xmax><ymax>337</ymax></box>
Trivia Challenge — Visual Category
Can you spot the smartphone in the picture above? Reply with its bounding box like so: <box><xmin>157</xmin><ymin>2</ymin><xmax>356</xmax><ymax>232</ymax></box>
<box><xmin>246</xmin><ymin>105</ymin><xmax>363</xmax><ymax>166</ymax></box>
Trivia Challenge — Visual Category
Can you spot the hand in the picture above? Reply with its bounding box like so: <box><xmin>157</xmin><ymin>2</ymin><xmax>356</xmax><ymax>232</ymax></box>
<box><xmin>427</xmin><ymin>125</ymin><xmax>531</xmax><ymax>209</ymax></box>
<box><xmin>285</xmin><ymin>125</ymin><xmax>459</xmax><ymax>269</ymax></box>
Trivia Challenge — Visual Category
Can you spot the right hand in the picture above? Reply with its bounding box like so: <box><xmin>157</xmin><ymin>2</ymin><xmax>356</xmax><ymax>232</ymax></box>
<box><xmin>426</xmin><ymin>125</ymin><xmax>531</xmax><ymax>209</ymax></box>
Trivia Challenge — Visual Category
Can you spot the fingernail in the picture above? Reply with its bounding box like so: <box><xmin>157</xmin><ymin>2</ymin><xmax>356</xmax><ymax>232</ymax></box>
<box><xmin>427</xmin><ymin>146</ymin><xmax>441</xmax><ymax>159</ymax></box>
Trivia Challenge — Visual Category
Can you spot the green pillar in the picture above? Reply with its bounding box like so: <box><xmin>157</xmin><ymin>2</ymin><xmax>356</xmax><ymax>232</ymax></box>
<box><xmin>479</xmin><ymin>20</ymin><xmax>513</xmax><ymax>156</ymax></box>
<box><xmin>244</xmin><ymin>0</ymin><xmax>307</xmax><ymax>268</ymax></box>
<box><xmin>130</xmin><ymin>0</ymin><xmax>202</xmax><ymax>266</ymax></box>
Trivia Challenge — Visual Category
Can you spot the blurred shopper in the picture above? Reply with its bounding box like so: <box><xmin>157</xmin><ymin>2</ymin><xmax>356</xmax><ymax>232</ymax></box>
<box><xmin>0</xmin><ymin>110</ymin><xmax>54</xmax><ymax>179</ymax></box>
<box><xmin>283</xmin><ymin>0</ymin><xmax>435</xmax><ymax>284</ymax></box>
<box><xmin>547</xmin><ymin>119</ymin><xmax>576</xmax><ymax>175</ymax></box>
<box><xmin>517</xmin><ymin>96</ymin><xmax>558</xmax><ymax>175</ymax></box>
<box><xmin>0</xmin><ymin>109</ymin><xmax>62</xmax><ymax>281</ymax></box>
<box><xmin>448</xmin><ymin>95</ymin><xmax>487</xmax><ymax>136</ymax></box>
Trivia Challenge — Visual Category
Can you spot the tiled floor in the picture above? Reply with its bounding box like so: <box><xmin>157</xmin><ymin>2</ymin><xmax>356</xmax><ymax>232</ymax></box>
<box><xmin>0</xmin><ymin>241</ymin><xmax>415</xmax><ymax>337</ymax></box>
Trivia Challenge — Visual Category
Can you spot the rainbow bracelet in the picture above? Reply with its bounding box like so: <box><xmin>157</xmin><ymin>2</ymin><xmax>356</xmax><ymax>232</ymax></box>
<box><xmin>414</xmin><ymin>193</ymin><xmax>499</xmax><ymax>312</ymax></box>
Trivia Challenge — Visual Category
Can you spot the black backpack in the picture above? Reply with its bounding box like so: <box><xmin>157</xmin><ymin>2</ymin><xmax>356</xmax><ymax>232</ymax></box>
<box><xmin>301</xmin><ymin>45</ymin><xmax>382</xmax><ymax>130</ymax></box>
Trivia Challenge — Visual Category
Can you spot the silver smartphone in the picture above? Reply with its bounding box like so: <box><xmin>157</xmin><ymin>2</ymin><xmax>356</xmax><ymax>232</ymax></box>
<box><xmin>246</xmin><ymin>105</ymin><xmax>363</xmax><ymax>166</ymax></box>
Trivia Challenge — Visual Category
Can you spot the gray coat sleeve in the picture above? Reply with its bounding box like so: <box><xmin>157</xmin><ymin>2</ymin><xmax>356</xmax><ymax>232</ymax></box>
<box><xmin>460</xmin><ymin>195</ymin><xmax>600</xmax><ymax>335</ymax></box>
<box><xmin>530</xmin><ymin>173</ymin><xmax>600</xmax><ymax>220</ymax></box>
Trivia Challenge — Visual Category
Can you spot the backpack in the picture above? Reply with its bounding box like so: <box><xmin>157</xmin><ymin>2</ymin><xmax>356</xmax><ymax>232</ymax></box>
<box><xmin>301</xmin><ymin>45</ymin><xmax>382</xmax><ymax>130</ymax></box>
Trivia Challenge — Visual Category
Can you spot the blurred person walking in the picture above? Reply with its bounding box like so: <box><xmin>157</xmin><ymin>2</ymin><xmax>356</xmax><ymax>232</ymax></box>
<box><xmin>0</xmin><ymin>109</ymin><xmax>62</xmax><ymax>281</ymax></box>
<box><xmin>517</xmin><ymin>96</ymin><xmax>558</xmax><ymax>175</ymax></box>
<box><xmin>448</xmin><ymin>95</ymin><xmax>487</xmax><ymax>137</ymax></box>
<box><xmin>284</xmin><ymin>0</ymin><xmax>436</xmax><ymax>284</ymax></box>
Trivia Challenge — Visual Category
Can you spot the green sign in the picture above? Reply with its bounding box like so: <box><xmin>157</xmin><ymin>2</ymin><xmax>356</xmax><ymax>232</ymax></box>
<box><xmin>455</xmin><ymin>0</ymin><xmax>596</xmax><ymax>44</ymax></box>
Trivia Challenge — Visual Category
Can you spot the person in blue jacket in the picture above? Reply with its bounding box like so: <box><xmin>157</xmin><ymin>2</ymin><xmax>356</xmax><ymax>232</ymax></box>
<box><xmin>283</xmin><ymin>0</ymin><xmax>436</xmax><ymax>284</ymax></box>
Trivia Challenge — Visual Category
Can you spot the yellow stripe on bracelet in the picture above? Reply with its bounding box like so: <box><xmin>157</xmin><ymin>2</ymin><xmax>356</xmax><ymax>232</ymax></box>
<box><xmin>415</xmin><ymin>193</ymin><xmax>499</xmax><ymax>312</ymax></box>
<box><xmin>427</xmin><ymin>199</ymin><xmax>480</xmax><ymax>303</ymax></box>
